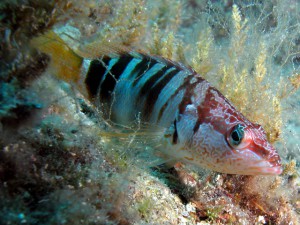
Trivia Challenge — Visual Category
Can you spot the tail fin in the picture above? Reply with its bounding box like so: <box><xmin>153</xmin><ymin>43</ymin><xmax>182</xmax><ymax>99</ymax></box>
<box><xmin>30</xmin><ymin>30</ymin><xmax>83</xmax><ymax>85</ymax></box>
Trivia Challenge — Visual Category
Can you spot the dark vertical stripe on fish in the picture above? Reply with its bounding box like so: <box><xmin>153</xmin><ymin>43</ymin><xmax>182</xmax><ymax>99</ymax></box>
<box><xmin>85</xmin><ymin>58</ymin><xmax>110</xmax><ymax>97</ymax></box>
<box><xmin>132</xmin><ymin>57</ymin><xmax>157</xmax><ymax>85</ymax></box>
<box><xmin>157</xmin><ymin>74</ymin><xmax>193</xmax><ymax>121</ymax></box>
<box><xmin>177</xmin><ymin>75</ymin><xmax>202</xmax><ymax>115</ymax></box>
<box><xmin>192</xmin><ymin>85</ymin><xmax>213</xmax><ymax>134</ymax></box>
<box><xmin>193</xmin><ymin>117</ymin><xmax>201</xmax><ymax>134</ymax></box>
<box><xmin>157</xmin><ymin>75</ymin><xmax>204</xmax><ymax>125</ymax></box>
<box><xmin>99</xmin><ymin>55</ymin><xmax>133</xmax><ymax>101</ymax></box>
<box><xmin>172</xmin><ymin>119</ymin><xmax>178</xmax><ymax>144</ymax></box>
<box><xmin>143</xmin><ymin>69</ymin><xmax>180</xmax><ymax>118</ymax></box>
<box><xmin>139</xmin><ymin>65</ymin><xmax>171</xmax><ymax>96</ymax></box>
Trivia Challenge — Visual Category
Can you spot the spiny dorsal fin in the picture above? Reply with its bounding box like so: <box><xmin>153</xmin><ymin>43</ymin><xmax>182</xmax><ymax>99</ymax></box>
<box><xmin>76</xmin><ymin>39</ymin><xmax>134</xmax><ymax>59</ymax></box>
<box><xmin>76</xmin><ymin>37</ymin><xmax>195</xmax><ymax>75</ymax></box>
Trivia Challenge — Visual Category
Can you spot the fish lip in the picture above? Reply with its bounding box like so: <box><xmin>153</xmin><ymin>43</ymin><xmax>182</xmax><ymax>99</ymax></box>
<box><xmin>248</xmin><ymin>165</ymin><xmax>283</xmax><ymax>175</ymax></box>
<box><xmin>244</xmin><ymin>157</ymin><xmax>283</xmax><ymax>175</ymax></box>
<box><xmin>236</xmin><ymin>148</ymin><xmax>283</xmax><ymax>175</ymax></box>
<box><xmin>261</xmin><ymin>166</ymin><xmax>283</xmax><ymax>175</ymax></box>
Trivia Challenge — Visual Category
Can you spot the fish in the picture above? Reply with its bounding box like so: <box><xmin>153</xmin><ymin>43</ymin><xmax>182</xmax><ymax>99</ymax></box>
<box><xmin>31</xmin><ymin>31</ymin><xmax>282</xmax><ymax>175</ymax></box>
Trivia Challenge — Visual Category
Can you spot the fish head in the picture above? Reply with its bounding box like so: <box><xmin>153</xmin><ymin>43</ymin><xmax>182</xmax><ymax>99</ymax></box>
<box><xmin>186</xmin><ymin>87</ymin><xmax>282</xmax><ymax>175</ymax></box>
<box><xmin>221</xmin><ymin>122</ymin><xmax>282</xmax><ymax>175</ymax></box>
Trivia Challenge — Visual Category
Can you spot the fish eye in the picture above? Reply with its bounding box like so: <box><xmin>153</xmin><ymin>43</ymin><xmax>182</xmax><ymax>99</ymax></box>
<box><xmin>228</xmin><ymin>124</ymin><xmax>245</xmax><ymax>147</ymax></box>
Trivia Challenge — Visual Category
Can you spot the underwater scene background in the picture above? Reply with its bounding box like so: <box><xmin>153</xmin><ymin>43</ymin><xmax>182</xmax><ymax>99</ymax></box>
<box><xmin>0</xmin><ymin>0</ymin><xmax>299</xmax><ymax>224</ymax></box>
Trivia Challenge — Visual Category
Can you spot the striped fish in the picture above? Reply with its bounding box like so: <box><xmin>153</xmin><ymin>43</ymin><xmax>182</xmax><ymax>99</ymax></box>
<box><xmin>31</xmin><ymin>31</ymin><xmax>282</xmax><ymax>175</ymax></box>
<box><xmin>83</xmin><ymin>53</ymin><xmax>201</xmax><ymax>127</ymax></box>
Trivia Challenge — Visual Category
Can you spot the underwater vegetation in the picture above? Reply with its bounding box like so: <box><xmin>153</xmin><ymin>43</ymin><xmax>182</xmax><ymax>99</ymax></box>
<box><xmin>0</xmin><ymin>0</ymin><xmax>300</xmax><ymax>224</ymax></box>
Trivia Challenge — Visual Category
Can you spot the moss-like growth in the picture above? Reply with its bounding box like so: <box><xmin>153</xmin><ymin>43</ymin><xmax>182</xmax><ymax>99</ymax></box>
<box><xmin>137</xmin><ymin>197</ymin><xmax>154</xmax><ymax>220</ymax></box>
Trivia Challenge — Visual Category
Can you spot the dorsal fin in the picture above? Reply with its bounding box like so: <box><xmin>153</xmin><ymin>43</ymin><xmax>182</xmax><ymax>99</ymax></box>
<box><xmin>76</xmin><ymin>39</ymin><xmax>133</xmax><ymax>59</ymax></box>
<box><xmin>76</xmin><ymin>37</ymin><xmax>196</xmax><ymax>75</ymax></box>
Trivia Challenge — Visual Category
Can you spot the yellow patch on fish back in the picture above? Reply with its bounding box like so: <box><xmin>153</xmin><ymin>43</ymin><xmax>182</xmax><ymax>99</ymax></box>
<box><xmin>30</xmin><ymin>31</ymin><xmax>83</xmax><ymax>85</ymax></box>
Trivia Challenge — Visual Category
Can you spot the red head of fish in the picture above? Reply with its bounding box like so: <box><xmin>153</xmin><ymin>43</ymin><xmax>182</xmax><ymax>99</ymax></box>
<box><xmin>177</xmin><ymin>84</ymin><xmax>282</xmax><ymax>175</ymax></box>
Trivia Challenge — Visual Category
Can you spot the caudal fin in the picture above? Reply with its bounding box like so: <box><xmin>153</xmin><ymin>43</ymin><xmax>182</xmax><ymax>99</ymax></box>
<box><xmin>30</xmin><ymin>30</ymin><xmax>83</xmax><ymax>85</ymax></box>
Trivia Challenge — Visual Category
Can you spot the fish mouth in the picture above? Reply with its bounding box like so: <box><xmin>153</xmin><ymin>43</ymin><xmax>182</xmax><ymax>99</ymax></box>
<box><xmin>247</xmin><ymin>164</ymin><xmax>283</xmax><ymax>175</ymax></box>
<box><xmin>229</xmin><ymin>157</ymin><xmax>283</xmax><ymax>175</ymax></box>
<box><xmin>249</xmin><ymin>166</ymin><xmax>283</xmax><ymax>175</ymax></box>
<box><xmin>258</xmin><ymin>166</ymin><xmax>283</xmax><ymax>175</ymax></box>
<box><xmin>236</xmin><ymin>149</ymin><xmax>283</xmax><ymax>175</ymax></box>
